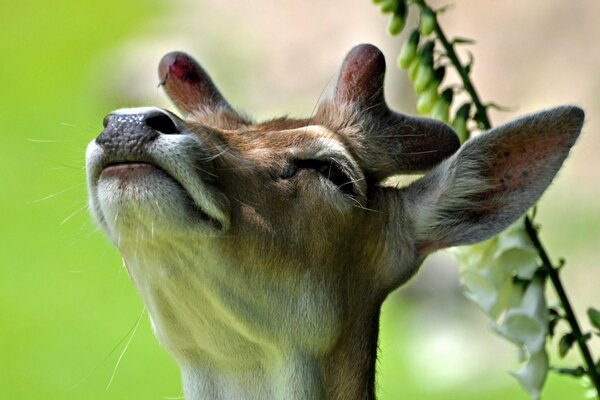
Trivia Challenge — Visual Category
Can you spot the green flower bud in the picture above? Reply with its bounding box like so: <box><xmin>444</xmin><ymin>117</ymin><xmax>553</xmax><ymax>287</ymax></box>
<box><xmin>431</xmin><ymin>88</ymin><xmax>453</xmax><ymax>122</ymax></box>
<box><xmin>416</xmin><ymin>84</ymin><xmax>438</xmax><ymax>115</ymax></box>
<box><xmin>419</xmin><ymin>8</ymin><xmax>436</xmax><ymax>36</ymax></box>
<box><xmin>372</xmin><ymin>0</ymin><xmax>386</xmax><ymax>4</ymax></box>
<box><xmin>395</xmin><ymin>0</ymin><xmax>408</xmax><ymax>19</ymax></box>
<box><xmin>380</xmin><ymin>0</ymin><xmax>398</xmax><ymax>14</ymax></box>
<box><xmin>418</xmin><ymin>39</ymin><xmax>435</xmax><ymax>60</ymax></box>
<box><xmin>388</xmin><ymin>14</ymin><xmax>405</xmax><ymax>36</ymax></box>
<box><xmin>398</xmin><ymin>29</ymin><xmax>420</xmax><ymax>68</ymax></box>
<box><xmin>411</xmin><ymin>40</ymin><xmax>434</xmax><ymax>89</ymax></box>
<box><xmin>414</xmin><ymin>60</ymin><xmax>434</xmax><ymax>93</ymax></box>
<box><xmin>407</xmin><ymin>55</ymin><xmax>421</xmax><ymax>81</ymax></box>
<box><xmin>431</xmin><ymin>66</ymin><xmax>446</xmax><ymax>87</ymax></box>
<box><xmin>452</xmin><ymin>103</ymin><xmax>471</xmax><ymax>143</ymax></box>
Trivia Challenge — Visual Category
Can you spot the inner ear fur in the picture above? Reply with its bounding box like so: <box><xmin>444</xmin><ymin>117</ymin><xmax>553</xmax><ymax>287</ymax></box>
<box><xmin>402</xmin><ymin>105</ymin><xmax>584</xmax><ymax>256</ymax></box>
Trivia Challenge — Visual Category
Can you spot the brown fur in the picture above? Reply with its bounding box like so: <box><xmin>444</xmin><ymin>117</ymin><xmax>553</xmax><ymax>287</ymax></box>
<box><xmin>88</xmin><ymin>44</ymin><xmax>583</xmax><ymax>400</ymax></box>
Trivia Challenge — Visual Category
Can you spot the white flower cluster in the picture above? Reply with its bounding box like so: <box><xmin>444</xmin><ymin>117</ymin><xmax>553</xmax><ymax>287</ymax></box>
<box><xmin>450</xmin><ymin>217</ymin><xmax>548</xmax><ymax>399</ymax></box>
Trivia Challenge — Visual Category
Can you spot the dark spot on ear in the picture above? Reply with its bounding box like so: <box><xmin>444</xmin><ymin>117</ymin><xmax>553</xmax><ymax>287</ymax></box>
<box><xmin>503</xmin><ymin>151</ymin><xmax>511</xmax><ymax>158</ymax></box>
<box><xmin>170</xmin><ymin>55</ymin><xmax>201</xmax><ymax>82</ymax></box>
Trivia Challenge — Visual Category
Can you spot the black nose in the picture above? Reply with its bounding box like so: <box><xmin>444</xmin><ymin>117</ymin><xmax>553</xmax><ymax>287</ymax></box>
<box><xmin>96</xmin><ymin>108</ymin><xmax>181</xmax><ymax>154</ymax></box>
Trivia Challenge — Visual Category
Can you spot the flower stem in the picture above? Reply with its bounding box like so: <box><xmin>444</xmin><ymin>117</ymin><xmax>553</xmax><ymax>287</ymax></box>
<box><xmin>412</xmin><ymin>0</ymin><xmax>600</xmax><ymax>396</ymax></box>
<box><xmin>525</xmin><ymin>218</ymin><xmax>600</xmax><ymax>397</ymax></box>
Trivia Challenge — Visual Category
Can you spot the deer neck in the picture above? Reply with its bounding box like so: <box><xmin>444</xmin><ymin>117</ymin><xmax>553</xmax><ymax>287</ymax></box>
<box><xmin>118</xmin><ymin>236</ymin><xmax>380</xmax><ymax>400</ymax></box>
<box><xmin>177</xmin><ymin>319</ymin><xmax>379</xmax><ymax>400</ymax></box>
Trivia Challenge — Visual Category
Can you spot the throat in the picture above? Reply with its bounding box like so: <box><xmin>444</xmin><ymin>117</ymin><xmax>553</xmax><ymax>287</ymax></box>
<box><xmin>179</xmin><ymin>342</ymin><xmax>378</xmax><ymax>400</ymax></box>
<box><xmin>120</xmin><ymin>243</ymin><xmax>379</xmax><ymax>400</ymax></box>
<box><xmin>180</xmin><ymin>353</ymin><xmax>326</xmax><ymax>400</ymax></box>
<box><xmin>177</xmin><ymin>326</ymin><xmax>379</xmax><ymax>400</ymax></box>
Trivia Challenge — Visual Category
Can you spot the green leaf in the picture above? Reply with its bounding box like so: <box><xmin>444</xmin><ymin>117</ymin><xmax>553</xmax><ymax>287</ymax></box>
<box><xmin>464</xmin><ymin>51</ymin><xmax>474</xmax><ymax>75</ymax></box>
<box><xmin>548</xmin><ymin>307</ymin><xmax>561</xmax><ymax>318</ymax></box>
<box><xmin>485</xmin><ymin>101</ymin><xmax>516</xmax><ymax>113</ymax></box>
<box><xmin>559</xmin><ymin>333</ymin><xmax>575</xmax><ymax>358</ymax></box>
<box><xmin>451</xmin><ymin>36</ymin><xmax>476</xmax><ymax>45</ymax></box>
<box><xmin>587</xmin><ymin>308</ymin><xmax>600</xmax><ymax>331</ymax></box>
<box><xmin>550</xmin><ymin>366</ymin><xmax>586</xmax><ymax>378</ymax></box>
<box><xmin>548</xmin><ymin>315</ymin><xmax>560</xmax><ymax>338</ymax></box>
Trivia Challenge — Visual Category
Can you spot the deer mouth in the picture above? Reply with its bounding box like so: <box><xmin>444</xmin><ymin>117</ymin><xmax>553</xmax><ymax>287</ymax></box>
<box><xmin>94</xmin><ymin>159</ymin><xmax>224</xmax><ymax>231</ymax></box>
<box><xmin>100</xmin><ymin>162</ymin><xmax>157</xmax><ymax>180</ymax></box>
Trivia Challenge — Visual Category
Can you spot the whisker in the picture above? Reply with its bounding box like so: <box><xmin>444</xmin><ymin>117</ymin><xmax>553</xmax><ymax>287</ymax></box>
<box><xmin>402</xmin><ymin>150</ymin><xmax>439</xmax><ymax>155</ymax></box>
<box><xmin>60</xmin><ymin>204</ymin><xmax>89</xmax><ymax>225</ymax></box>
<box><xmin>69</xmin><ymin>306</ymin><xmax>146</xmax><ymax>392</ymax></box>
<box><xmin>106</xmin><ymin>306</ymin><xmax>146</xmax><ymax>390</ymax></box>
<box><xmin>30</xmin><ymin>183</ymin><xmax>84</xmax><ymax>203</ymax></box>
<box><xmin>306</xmin><ymin>73</ymin><xmax>334</xmax><ymax>126</ymax></box>
<box><xmin>60</xmin><ymin>121</ymin><xmax>100</xmax><ymax>134</ymax></box>
<box><xmin>27</xmin><ymin>138</ymin><xmax>82</xmax><ymax>143</ymax></box>
<box><xmin>346</xmin><ymin>196</ymin><xmax>379</xmax><ymax>213</ymax></box>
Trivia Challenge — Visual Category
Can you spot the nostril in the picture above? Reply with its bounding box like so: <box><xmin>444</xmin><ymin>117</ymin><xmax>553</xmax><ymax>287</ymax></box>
<box><xmin>145</xmin><ymin>113</ymin><xmax>179</xmax><ymax>134</ymax></box>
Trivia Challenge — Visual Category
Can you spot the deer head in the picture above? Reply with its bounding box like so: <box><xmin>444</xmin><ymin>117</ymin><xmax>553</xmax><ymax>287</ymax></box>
<box><xmin>86</xmin><ymin>44</ymin><xmax>583</xmax><ymax>400</ymax></box>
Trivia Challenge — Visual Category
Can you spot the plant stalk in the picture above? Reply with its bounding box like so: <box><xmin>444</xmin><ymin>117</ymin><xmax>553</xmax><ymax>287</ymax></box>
<box><xmin>413</xmin><ymin>0</ymin><xmax>600</xmax><ymax>396</ymax></box>
<box><xmin>525</xmin><ymin>218</ymin><xmax>600</xmax><ymax>396</ymax></box>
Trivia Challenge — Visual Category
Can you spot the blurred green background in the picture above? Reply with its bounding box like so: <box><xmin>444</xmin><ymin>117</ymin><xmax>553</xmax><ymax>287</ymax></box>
<box><xmin>1</xmin><ymin>0</ymin><xmax>598</xmax><ymax>399</ymax></box>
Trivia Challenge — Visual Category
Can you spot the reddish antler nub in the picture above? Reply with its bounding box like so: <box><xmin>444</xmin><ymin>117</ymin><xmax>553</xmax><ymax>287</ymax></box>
<box><xmin>159</xmin><ymin>52</ymin><xmax>238</xmax><ymax>119</ymax></box>
<box><xmin>321</xmin><ymin>44</ymin><xmax>460</xmax><ymax>178</ymax></box>
<box><xmin>334</xmin><ymin>44</ymin><xmax>386</xmax><ymax>108</ymax></box>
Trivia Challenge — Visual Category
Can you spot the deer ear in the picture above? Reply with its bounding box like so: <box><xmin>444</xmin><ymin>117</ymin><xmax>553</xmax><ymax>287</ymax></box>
<box><xmin>404</xmin><ymin>106</ymin><xmax>584</xmax><ymax>256</ymax></box>
<box><xmin>321</xmin><ymin>44</ymin><xmax>460</xmax><ymax>180</ymax></box>
<box><xmin>158</xmin><ymin>52</ymin><xmax>248</xmax><ymax>128</ymax></box>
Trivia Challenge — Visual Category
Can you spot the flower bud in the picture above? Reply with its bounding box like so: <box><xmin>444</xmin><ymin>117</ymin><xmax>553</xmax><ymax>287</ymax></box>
<box><xmin>431</xmin><ymin>66</ymin><xmax>445</xmax><ymax>87</ymax></box>
<box><xmin>412</xmin><ymin>40</ymin><xmax>435</xmax><ymax>90</ymax></box>
<box><xmin>407</xmin><ymin>55</ymin><xmax>421</xmax><ymax>81</ymax></box>
<box><xmin>388</xmin><ymin>13</ymin><xmax>405</xmax><ymax>35</ymax></box>
<box><xmin>419</xmin><ymin>8</ymin><xmax>436</xmax><ymax>36</ymax></box>
<box><xmin>431</xmin><ymin>88</ymin><xmax>453</xmax><ymax>122</ymax></box>
<box><xmin>452</xmin><ymin>102</ymin><xmax>471</xmax><ymax>143</ymax></box>
<box><xmin>414</xmin><ymin>61</ymin><xmax>434</xmax><ymax>93</ymax></box>
<box><xmin>418</xmin><ymin>39</ymin><xmax>435</xmax><ymax>60</ymax></box>
<box><xmin>398</xmin><ymin>29</ymin><xmax>420</xmax><ymax>68</ymax></box>
<box><xmin>380</xmin><ymin>0</ymin><xmax>398</xmax><ymax>14</ymax></box>
<box><xmin>416</xmin><ymin>84</ymin><xmax>438</xmax><ymax>115</ymax></box>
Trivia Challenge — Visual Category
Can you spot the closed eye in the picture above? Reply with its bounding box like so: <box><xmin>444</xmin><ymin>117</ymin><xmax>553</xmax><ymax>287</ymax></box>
<box><xmin>283</xmin><ymin>159</ymin><xmax>358</xmax><ymax>197</ymax></box>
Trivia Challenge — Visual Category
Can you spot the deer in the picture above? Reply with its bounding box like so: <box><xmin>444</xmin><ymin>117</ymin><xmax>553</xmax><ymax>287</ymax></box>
<box><xmin>85</xmin><ymin>44</ymin><xmax>584</xmax><ymax>400</ymax></box>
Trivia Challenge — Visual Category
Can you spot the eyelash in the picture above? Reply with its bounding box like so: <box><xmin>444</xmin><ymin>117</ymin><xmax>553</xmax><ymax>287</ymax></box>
<box><xmin>281</xmin><ymin>159</ymin><xmax>357</xmax><ymax>197</ymax></box>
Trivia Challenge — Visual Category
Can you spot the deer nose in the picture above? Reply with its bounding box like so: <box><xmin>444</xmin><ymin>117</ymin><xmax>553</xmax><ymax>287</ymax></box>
<box><xmin>96</xmin><ymin>107</ymin><xmax>182</xmax><ymax>151</ymax></box>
